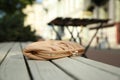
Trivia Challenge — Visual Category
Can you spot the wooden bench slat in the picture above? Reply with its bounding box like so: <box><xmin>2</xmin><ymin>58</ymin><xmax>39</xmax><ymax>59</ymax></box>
<box><xmin>52</xmin><ymin>57</ymin><xmax>120</xmax><ymax>80</ymax></box>
<box><xmin>72</xmin><ymin>57</ymin><xmax>120</xmax><ymax>75</ymax></box>
<box><xmin>0</xmin><ymin>42</ymin><xmax>13</xmax><ymax>64</ymax></box>
<box><xmin>28</xmin><ymin>60</ymin><xmax>74</xmax><ymax>80</ymax></box>
<box><xmin>0</xmin><ymin>42</ymin><xmax>7</xmax><ymax>49</ymax></box>
<box><xmin>21</xmin><ymin>43</ymin><xmax>74</xmax><ymax>80</ymax></box>
<box><xmin>0</xmin><ymin>43</ymin><xmax>30</xmax><ymax>80</ymax></box>
<box><xmin>21</xmin><ymin>42</ymin><xmax>120</xmax><ymax>80</ymax></box>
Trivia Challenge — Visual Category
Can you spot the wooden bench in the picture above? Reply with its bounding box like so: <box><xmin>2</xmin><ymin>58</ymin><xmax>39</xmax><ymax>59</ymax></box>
<box><xmin>0</xmin><ymin>42</ymin><xmax>120</xmax><ymax>80</ymax></box>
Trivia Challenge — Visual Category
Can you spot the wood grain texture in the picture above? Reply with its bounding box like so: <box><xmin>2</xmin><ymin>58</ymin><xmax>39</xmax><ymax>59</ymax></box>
<box><xmin>28</xmin><ymin>60</ymin><xmax>74</xmax><ymax>80</ymax></box>
<box><xmin>21</xmin><ymin>43</ymin><xmax>74</xmax><ymax>80</ymax></box>
<box><xmin>0</xmin><ymin>42</ymin><xmax>7</xmax><ymax>49</ymax></box>
<box><xmin>72</xmin><ymin>57</ymin><xmax>120</xmax><ymax>75</ymax></box>
<box><xmin>52</xmin><ymin>57</ymin><xmax>120</xmax><ymax>80</ymax></box>
<box><xmin>0</xmin><ymin>43</ymin><xmax>30</xmax><ymax>80</ymax></box>
<box><xmin>0</xmin><ymin>42</ymin><xmax>13</xmax><ymax>64</ymax></box>
<box><xmin>1</xmin><ymin>42</ymin><xmax>119</xmax><ymax>80</ymax></box>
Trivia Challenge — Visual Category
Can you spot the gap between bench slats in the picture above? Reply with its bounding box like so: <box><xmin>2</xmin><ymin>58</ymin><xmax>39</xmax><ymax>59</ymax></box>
<box><xmin>0</xmin><ymin>42</ymin><xmax>14</xmax><ymax>65</ymax></box>
<box><xmin>28</xmin><ymin>60</ymin><xmax>74</xmax><ymax>80</ymax></box>
<box><xmin>71</xmin><ymin>57</ymin><xmax>120</xmax><ymax>76</ymax></box>
<box><xmin>21</xmin><ymin>42</ymin><xmax>120</xmax><ymax>80</ymax></box>
<box><xmin>52</xmin><ymin>57</ymin><xmax>120</xmax><ymax>80</ymax></box>
<box><xmin>21</xmin><ymin>42</ymin><xmax>75</xmax><ymax>80</ymax></box>
<box><xmin>0</xmin><ymin>42</ymin><xmax>30</xmax><ymax>80</ymax></box>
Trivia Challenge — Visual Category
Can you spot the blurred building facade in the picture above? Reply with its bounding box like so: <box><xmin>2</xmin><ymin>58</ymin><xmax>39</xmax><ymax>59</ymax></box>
<box><xmin>23</xmin><ymin>0</ymin><xmax>120</xmax><ymax>48</ymax></box>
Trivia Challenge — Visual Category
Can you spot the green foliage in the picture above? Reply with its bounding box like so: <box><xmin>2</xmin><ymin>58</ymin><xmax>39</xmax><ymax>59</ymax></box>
<box><xmin>86</xmin><ymin>0</ymin><xmax>109</xmax><ymax>12</ymax></box>
<box><xmin>0</xmin><ymin>11</ymin><xmax>37</xmax><ymax>42</ymax></box>
<box><xmin>0</xmin><ymin>0</ymin><xmax>33</xmax><ymax>14</ymax></box>
<box><xmin>0</xmin><ymin>0</ymin><xmax>38</xmax><ymax>42</ymax></box>
<box><xmin>91</xmin><ymin>0</ymin><xmax>109</xmax><ymax>7</ymax></box>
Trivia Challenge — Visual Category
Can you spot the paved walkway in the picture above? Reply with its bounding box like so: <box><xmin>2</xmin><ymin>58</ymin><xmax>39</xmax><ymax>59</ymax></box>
<box><xmin>86</xmin><ymin>48</ymin><xmax>120</xmax><ymax>67</ymax></box>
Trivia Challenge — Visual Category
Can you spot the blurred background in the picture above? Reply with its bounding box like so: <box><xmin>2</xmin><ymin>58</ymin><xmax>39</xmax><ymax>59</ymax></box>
<box><xmin>0</xmin><ymin>0</ymin><xmax>120</xmax><ymax>66</ymax></box>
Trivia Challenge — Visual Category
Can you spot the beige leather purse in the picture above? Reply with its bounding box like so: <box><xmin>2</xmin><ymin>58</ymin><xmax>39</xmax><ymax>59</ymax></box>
<box><xmin>23</xmin><ymin>40</ymin><xmax>84</xmax><ymax>60</ymax></box>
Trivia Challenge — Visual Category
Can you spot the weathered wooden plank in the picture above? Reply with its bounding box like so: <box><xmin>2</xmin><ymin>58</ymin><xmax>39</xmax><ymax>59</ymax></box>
<box><xmin>0</xmin><ymin>42</ymin><xmax>7</xmax><ymax>49</ymax></box>
<box><xmin>72</xmin><ymin>57</ymin><xmax>120</xmax><ymax>75</ymax></box>
<box><xmin>0</xmin><ymin>42</ymin><xmax>13</xmax><ymax>64</ymax></box>
<box><xmin>21</xmin><ymin>43</ymin><xmax>74</xmax><ymax>80</ymax></box>
<box><xmin>0</xmin><ymin>43</ymin><xmax>30</xmax><ymax>80</ymax></box>
<box><xmin>28</xmin><ymin>60</ymin><xmax>74</xmax><ymax>80</ymax></box>
<box><xmin>52</xmin><ymin>57</ymin><xmax>120</xmax><ymax>80</ymax></box>
<box><xmin>21</xmin><ymin>42</ymin><xmax>31</xmax><ymax>49</ymax></box>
